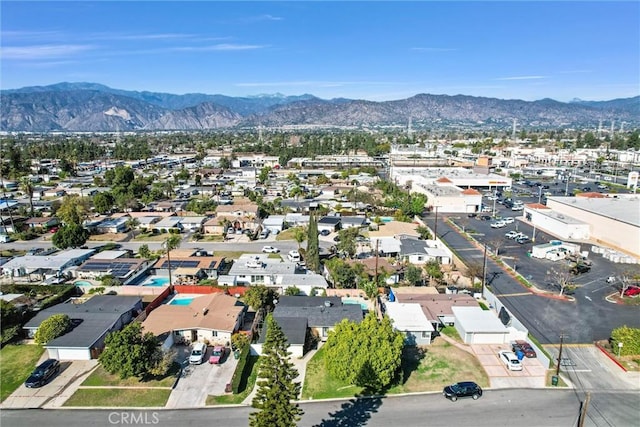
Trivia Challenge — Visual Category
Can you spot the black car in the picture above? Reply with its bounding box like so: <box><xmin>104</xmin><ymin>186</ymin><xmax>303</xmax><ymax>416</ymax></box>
<box><xmin>443</xmin><ymin>381</ymin><xmax>483</xmax><ymax>401</ymax></box>
<box><xmin>319</xmin><ymin>229</ymin><xmax>331</xmax><ymax>236</ymax></box>
<box><xmin>479</xmin><ymin>215</ymin><xmax>492</xmax><ymax>221</ymax></box>
<box><xmin>25</xmin><ymin>359</ymin><xmax>60</xmax><ymax>388</ymax></box>
<box><xmin>570</xmin><ymin>264</ymin><xmax>591</xmax><ymax>275</ymax></box>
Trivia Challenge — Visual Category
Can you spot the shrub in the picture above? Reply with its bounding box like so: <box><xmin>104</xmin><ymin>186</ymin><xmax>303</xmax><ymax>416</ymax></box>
<box><xmin>230</xmin><ymin>344</ymin><xmax>251</xmax><ymax>393</ymax></box>
<box><xmin>34</xmin><ymin>313</ymin><xmax>71</xmax><ymax>344</ymax></box>
<box><xmin>40</xmin><ymin>285</ymin><xmax>77</xmax><ymax>309</ymax></box>
<box><xmin>610</xmin><ymin>326</ymin><xmax>640</xmax><ymax>356</ymax></box>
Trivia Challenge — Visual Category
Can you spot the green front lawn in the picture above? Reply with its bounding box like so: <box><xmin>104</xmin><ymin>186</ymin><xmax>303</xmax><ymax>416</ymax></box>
<box><xmin>81</xmin><ymin>363</ymin><xmax>179</xmax><ymax>388</ymax></box>
<box><xmin>440</xmin><ymin>326</ymin><xmax>462</xmax><ymax>342</ymax></box>
<box><xmin>302</xmin><ymin>338</ymin><xmax>489</xmax><ymax>399</ymax></box>
<box><xmin>302</xmin><ymin>347</ymin><xmax>364</xmax><ymax>399</ymax></box>
<box><xmin>0</xmin><ymin>344</ymin><xmax>45</xmax><ymax>402</ymax></box>
<box><xmin>63</xmin><ymin>388</ymin><xmax>171</xmax><ymax>407</ymax></box>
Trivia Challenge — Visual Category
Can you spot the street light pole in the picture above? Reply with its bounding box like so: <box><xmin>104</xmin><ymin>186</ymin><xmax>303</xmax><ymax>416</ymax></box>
<box><xmin>565</xmin><ymin>173</ymin><xmax>570</xmax><ymax>196</ymax></box>
<box><xmin>434</xmin><ymin>206</ymin><xmax>439</xmax><ymax>238</ymax></box>
<box><xmin>481</xmin><ymin>243</ymin><xmax>488</xmax><ymax>297</ymax></box>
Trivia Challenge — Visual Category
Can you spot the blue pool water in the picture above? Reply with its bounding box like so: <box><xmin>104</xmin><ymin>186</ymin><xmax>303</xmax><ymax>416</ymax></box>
<box><xmin>74</xmin><ymin>281</ymin><xmax>92</xmax><ymax>287</ymax></box>
<box><xmin>169</xmin><ymin>297</ymin><xmax>195</xmax><ymax>306</ymax></box>
<box><xmin>380</xmin><ymin>217</ymin><xmax>394</xmax><ymax>223</ymax></box>
<box><xmin>343</xmin><ymin>299</ymin><xmax>369</xmax><ymax>310</ymax></box>
<box><xmin>142</xmin><ymin>277</ymin><xmax>170</xmax><ymax>287</ymax></box>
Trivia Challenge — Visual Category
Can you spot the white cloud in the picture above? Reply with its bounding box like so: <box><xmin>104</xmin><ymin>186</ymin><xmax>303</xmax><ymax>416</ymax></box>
<box><xmin>495</xmin><ymin>76</ymin><xmax>548</xmax><ymax>81</ymax></box>
<box><xmin>1</xmin><ymin>44</ymin><xmax>95</xmax><ymax>60</ymax></box>
<box><xmin>243</xmin><ymin>14</ymin><xmax>284</xmax><ymax>23</ymax></box>
<box><xmin>170</xmin><ymin>43</ymin><xmax>267</xmax><ymax>52</ymax></box>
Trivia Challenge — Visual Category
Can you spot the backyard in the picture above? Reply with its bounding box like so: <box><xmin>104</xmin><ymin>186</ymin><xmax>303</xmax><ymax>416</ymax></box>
<box><xmin>302</xmin><ymin>338</ymin><xmax>489</xmax><ymax>399</ymax></box>
<box><xmin>0</xmin><ymin>344</ymin><xmax>44</xmax><ymax>402</ymax></box>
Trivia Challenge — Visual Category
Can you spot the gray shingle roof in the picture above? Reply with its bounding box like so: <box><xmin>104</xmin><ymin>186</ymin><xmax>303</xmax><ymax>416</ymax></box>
<box><xmin>273</xmin><ymin>303</ymin><xmax>363</xmax><ymax>328</ymax></box>
<box><xmin>257</xmin><ymin>317</ymin><xmax>308</xmax><ymax>346</ymax></box>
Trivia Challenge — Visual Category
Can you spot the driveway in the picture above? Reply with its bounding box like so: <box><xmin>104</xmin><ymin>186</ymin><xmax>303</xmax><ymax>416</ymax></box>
<box><xmin>166</xmin><ymin>346</ymin><xmax>238</xmax><ymax>408</ymax></box>
<box><xmin>471</xmin><ymin>344</ymin><xmax>547</xmax><ymax>389</ymax></box>
<box><xmin>1</xmin><ymin>360</ymin><xmax>97</xmax><ymax>409</ymax></box>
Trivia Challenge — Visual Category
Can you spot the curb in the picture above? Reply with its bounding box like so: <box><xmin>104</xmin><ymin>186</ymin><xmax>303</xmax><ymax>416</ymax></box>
<box><xmin>594</xmin><ymin>342</ymin><xmax>628</xmax><ymax>372</ymax></box>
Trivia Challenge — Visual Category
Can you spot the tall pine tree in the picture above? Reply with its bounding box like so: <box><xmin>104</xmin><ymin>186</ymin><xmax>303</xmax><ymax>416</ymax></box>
<box><xmin>306</xmin><ymin>212</ymin><xmax>320</xmax><ymax>273</ymax></box>
<box><xmin>250</xmin><ymin>315</ymin><xmax>304</xmax><ymax>427</ymax></box>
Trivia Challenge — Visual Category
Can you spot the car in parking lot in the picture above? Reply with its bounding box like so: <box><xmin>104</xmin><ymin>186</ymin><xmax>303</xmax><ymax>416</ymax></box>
<box><xmin>499</xmin><ymin>350</ymin><xmax>523</xmax><ymax>371</ymax></box>
<box><xmin>503</xmin><ymin>217</ymin><xmax>515</xmax><ymax>224</ymax></box>
<box><xmin>511</xmin><ymin>205</ymin><xmax>524</xmax><ymax>211</ymax></box>
<box><xmin>442</xmin><ymin>381</ymin><xmax>483</xmax><ymax>402</ymax></box>
<box><xmin>511</xmin><ymin>340</ymin><xmax>537</xmax><ymax>358</ymax></box>
<box><xmin>479</xmin><ymin>215</ymin><xmax>492</xmax><ymax>221</ymax></box>
<box><xmin>262</xmin><ymin>246</ymin><xmax>280</xmax><ymax>253</ymax></box>
<box><xmin>490</xmin><ymin>221</ymin><xmax>506</xmax><ymax>228</ymax></box>
<box><xmin>570</xmin><ymin>264</ymin><xmax>591</xmax><ymax>275</ymax></box>
<box><xmin>624</xmin><ymin>286</ymin><xmax>640</xmax><ymax>297</ymax></box>
<box><xmin>516</xmin><ymin>236</ymin><xmax>531</xmax><ymax>244</ymax></box>
<box><xmin>25</xmin><ymin>359</ymin><xmax>60</xmax><ymax>388</ymax></box>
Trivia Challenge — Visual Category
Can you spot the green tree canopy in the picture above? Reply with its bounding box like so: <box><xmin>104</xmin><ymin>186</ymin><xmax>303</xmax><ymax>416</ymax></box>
<box><xmin>305</xmin><ymin>214</ymin><xmax>320</xmax><ymax>273</ymax></box>
<box><xmin>405</xmin><ymin>264</ymin><xmax>424</xmax><ymax>286</ymax></box>
<box><xmin>324</xmin><ymin>312</ymin><xmax>404</xmax><ymax>391</ymax></box>
<box><xmin>92</xmin><ymin>192</ymin><xmax>115</xmax><ymax>214</ymax></box>
<box><xmin>99</xmin><ymin>322</ymin><xmax>162</xmax><ymax>379</ymax></box>
<box><xmin>250</xmin><ymin>315</ymin><xmax>303</xmax><ymax>427</ymax></box>
<box><xmin>51</xmin><ymin>224</ymin><xmax>89</xmax><ymax>249</ymax></box>
<box><xmin>34</xmin><ymin>314</ymin><xmax>71</xmax><ymax>344</ymax></box>
<box><xmin>243</xmin><ymin>285</ymin><xmax>278</xmax><ymax>310</ymax></box>
<box><xmin>56</xmin><ymin>195</ymin><xmax>91</xmax><ymax>225</ymax></box>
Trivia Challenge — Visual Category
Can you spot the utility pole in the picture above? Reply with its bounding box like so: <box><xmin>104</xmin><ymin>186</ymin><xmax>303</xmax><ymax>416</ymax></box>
<box><xmin>433</xmin><ymin>206</ymin><xmax>439</xmax><ymax>238</ymax></box>
<box><xmin>374</xmin><ymin>239</ymin><xmax>379</xmax><ymax>287</ymax></box>
<box><xmin>556</xmin><ymin>332</ymin><xmax>567</xmax><ymax>376</ymax></box>
<box><xmin>481</xmin><ymin>243</ymin><xmax>488</xmax><ymax>297</ymax></box>
<box><xmin>578</xmin><ymin>392</ymin><xmax>591</xmax><ymax>427</ymax></box>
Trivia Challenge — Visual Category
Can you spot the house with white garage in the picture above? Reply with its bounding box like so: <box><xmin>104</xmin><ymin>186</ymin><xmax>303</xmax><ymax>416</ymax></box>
<box><xmin>384</xmin><ymin>302</ymin><xmax>434</xmax><ymax>345</ymax></box>
<box><xmin>2</xmin><ymin>248</ymin><xmax>96</xmax><ymax>280</ymax></box>
<box><xmin>451</xmin><ymin>306</ymin><xmax>509</xmax><ymax>344</ymax></box>
<box><xmin>23</xmin><ymin>295</ymin><xmax>142</xmax><ymax>360</ymax></box>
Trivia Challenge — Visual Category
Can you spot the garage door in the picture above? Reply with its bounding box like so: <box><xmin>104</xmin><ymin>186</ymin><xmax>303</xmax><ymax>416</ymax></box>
<box><xmin>56</xmin><ymin>348</ymin><xmax>91</xmax><ymax>360</ymax></box>
<box><xmin>471</xmin><ymin>333</ymin><xmax>507</xmax><ymax>345</ymax></box>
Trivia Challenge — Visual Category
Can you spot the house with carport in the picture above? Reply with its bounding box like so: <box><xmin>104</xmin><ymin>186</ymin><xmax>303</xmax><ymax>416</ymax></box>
<box><xmin>384</xmin><ymin>302</ymin><xmax>434</xmax><ymax>345</ymax></box>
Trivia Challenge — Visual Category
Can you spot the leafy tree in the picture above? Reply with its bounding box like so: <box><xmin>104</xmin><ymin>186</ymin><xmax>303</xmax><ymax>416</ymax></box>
<box><xmin>258</xmin><ymin>166</ymin><xmax>271</xmax><ymax>184</ymax></box>
<box><xmin>292</xmin><ymin>226</ymin><xmax>307</xmax><ymax>250</ymax></box>
<box><xmin>465</xmin><ymin>262</ymin><xmax>485</xmax><ymax>287</ymax></box>
<box><xmin>138</xmin><ymin>244</ymin><xmax>152</xmax><ymax>259</ymax></box>
<box><xmin>424</xmin><ymin>260</ymin><xmax>443</xmax><ymax>283</ymax></box>
<box><xmin>57</xmin><ymin>195</ymin><xmax>91</xmax><ymax>225</ymax></box>
<box><xmin>243</xmin><ymin>285</ymin><xmax>278</xmax><ymax>310</ymax></box>
<box><xmin>324</xmin><ymin>258</ymin><xmax>356</xmax><ymax>288</ymax></box>
<box><xmin>19</xmin><ymin>177</ymin><xmax>35</xmax><ymax>217</ymax></box>
<box><xmin>336</xmin><ymin>228</ymin><xmax>358</xmax><ymax>258</ymax></box>
<box><xmin>250</xmin><ymin>315</ymin><xmax>303</xmax><ymax>427</ymax></box>
<box><xmin>99</xmin><ymin>322</ymin><xmax>162</xmax><ymax>379</ymax></box>
<box><xmin>610</xmin><ymin>326</ymin><xmax>640</xmax><ymax>356</ymax></box>
<box><xmin>306</xmin><ymin>214</ymin><xmax>320</xmax><ymax>273</ymax></box>
<box><xmin>34</xmin><ymin>314</ymin><xmax>71</xmax><ymax>344</ymax></box>
<box><xmin>416</xmin><ymin>226</ymin><xmax>432</xmax><ymax>240</ymax></box>
<box><xmin>52</xmin><ymin>224</ymin><xmax>89</xmax><ymax>249</ymax></box>
<box><xmin>231</xmin><ymin>332</ymin><xmax>250</xmax><ymax>351</ymax></box>
<box><xmin>405</xmin><ymin>265</ymin><xmax>423</xmax><ymax>286</ymax></box>
<box><xmin>1</xmin><ymin>300</ymin><xmax>22</xmax><ymax>344</ymax></box>
<box><xmin>219</xmin><ymin>156</ymin><xmax>231</xmax><ymax>169</ymax></box>
<box><xmin>93</xmin><ymin>192</ymin><xmax>115</xmax><ymax>214</ymax></box>
<box><xmin>324</xmin><ymin>312</ymin><xmax>404</xmax><ymax>391</ymax></box>
<box><xmin>100</xmin><ymin>275</ymin><xmax>122</xmax><ymax>287</ymax></box>
<box><xmin>284</xmin><ymin>286</ymin><xmax>301</xmax><ymax>296</ymax></box>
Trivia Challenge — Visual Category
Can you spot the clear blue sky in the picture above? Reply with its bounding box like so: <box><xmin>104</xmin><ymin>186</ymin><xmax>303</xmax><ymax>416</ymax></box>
<box><xmin>1</xmin><ymin>1</ymin><xmax>638</xmax><ymax>102</ymax></box>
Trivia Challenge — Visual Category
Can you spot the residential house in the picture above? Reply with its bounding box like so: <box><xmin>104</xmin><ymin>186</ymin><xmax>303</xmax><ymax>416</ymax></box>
<box><xmin>218</xmin><ymin>254</ymin><xmax>328</xmax><ymax>296</ymax></box>
<box><xmin>24</xmin><ymin>217</ymin><xmax>60</xmax><ymax>231</ymax></box>
<box><xmin>340</xmin><ymin>216</ymin><xmax>367</xmax><ymax>229</ymax></box>
<box><xmin>251</xmin><ymin>296</ymin><xmax>363</xmax><ymax>357</ymax></box>
<box><xmin>383</xmin><ymin>302</ymin><xmax>434</xmax><ymax>345</ymax></box>
<box><xmin>398</xmin><ymin>236</ymin><xmax>452</xmax><ymax>265</ymax></box>
<box><xmin>154</xmin><ymin>251</ymin><xmax>226</xmax><ymax>282</ymax></box>
<box><xmin>2</xmin><ymin>248</ymin><xmax>95</xmax><ymax>280</ymax></box>
<box><xmin>451</xmin><ymin>306</ymin><xmax>509</xmax><ymax>344</ymax></box>
<box><xmin>390</xmin><ymin>289</ymin><xmax>479</xmax><ymax>330</ymax></box>
<box><xmin>43</xmin><ymin>187</ymin><xmax>67</xmax><ymax>198</ymax></box>
<box><xmin>153</xmin><ymin>216</ymin><xmax>184</xmax><ymax>233</ymax></box>
<box><xmin>262</xmin><ymin>215</ymin><xmax>285</xmax><ymax>235</ymax></box>
<box><xmin>317</xmin><ymin>216</ymin><xmax>342</xmax><ymax>233</ymax></box>
<box><xmin>142</xmin><ymin>293</ymin><xmax>246</xmax><ymax>350</ymax></box>
<box><xmin>73</xmin><ymin>258</ymin><xmax>153</xmax><ymax>285</ymax></box>
<box><xmin>23</xmin><ymin>295</ymin><xmax>142</xmax><ymax>360</ymax></box>
<box><xmin>210</xmin><ymin>203</ymin><xmax>260</xmax><ymax>232</ymax></box>
<box><xmin>176</xmin><ymin>216</ymin><xmax>207</xmax><ymax>232</ymax></box>
<box><xmin>96</xmin><ymin>217</ymin><xmax>129</xmax><ymax>234</ymax></box>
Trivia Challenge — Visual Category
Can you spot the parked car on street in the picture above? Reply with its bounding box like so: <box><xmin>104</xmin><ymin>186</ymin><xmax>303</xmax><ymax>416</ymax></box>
<box><xmin>511</xmin><ymin>340</ymin><xmax>537</xmax><ymax>358</ymax></box>
<box><xmin>262</xmin><ymin>246</ymin><xmax>280</xmax><ymax>253</ymax></box>
<box><xmin>442</xmin><ymin>381</ymin><xmax>483</xmax><ymax>402</ymax></box>
<box><xmin>499</xmin><ymin>350</ymin><xmax>523</xmax><ymax>371</ymax></box>
<box><xmin>25</xmin><ymin>359</ymin><xmax>60</xmax><ymax>388</ymax></box>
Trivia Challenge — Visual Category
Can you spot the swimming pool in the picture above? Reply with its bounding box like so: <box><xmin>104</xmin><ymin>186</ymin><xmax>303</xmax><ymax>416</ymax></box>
<box><xmin>74</xmin><ymin>280</ymin><xmax>93</xmax><ymax>287</ymax></box>
<box><xmin>141</xmin><ymin>277</ymin><xmax>170</xmax><ymax>287</ymax></box>
<box><xmin>343</xmin><ymin>299</ymin><xmax>369</xmax><ymax>310</ymax></box>
<box><xmin>380</xmin><ymin>217</ymin><xmax>394</xmax><ymax>223</ymax></box>
<box><xmin>169</xmin><ymin>297</ymin><xmax>195</xmax><ymax>306</ymax></box>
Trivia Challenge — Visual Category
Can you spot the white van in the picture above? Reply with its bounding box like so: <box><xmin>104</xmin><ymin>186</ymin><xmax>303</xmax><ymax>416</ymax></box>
<box><xmin>287</xmin><ymin>250</ymin><xmax>301</xmax><ymax>262</ymax></box>
<box><xmin>189</xmin><ymin>342</ymin><xmax>207</xmax><ymax>364</ymax></box>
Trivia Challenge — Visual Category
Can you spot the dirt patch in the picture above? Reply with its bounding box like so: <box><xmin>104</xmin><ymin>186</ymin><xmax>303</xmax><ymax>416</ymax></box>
<box><xmin>88</xmin><ymin>233</ymin><xmax>129</xmax><ymax>242</ymax></box>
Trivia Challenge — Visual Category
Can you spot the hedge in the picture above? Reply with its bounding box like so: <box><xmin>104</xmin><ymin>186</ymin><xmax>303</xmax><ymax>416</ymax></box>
<box><xmin>230</xmin><ymin>344</ymin><xmax>251</xmax><ymax>394</ymax></box>
<box><xmin>40</xmin><ymin>286</ymin><xmax>77</xmax><ymax>309</ymax></box>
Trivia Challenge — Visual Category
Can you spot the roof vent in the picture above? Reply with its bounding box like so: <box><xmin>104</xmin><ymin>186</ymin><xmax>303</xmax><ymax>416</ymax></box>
<box><xmin>203</xmin><ymin>308</ymin><xmax>209</xmax><ymax>316</ymax></box>
<box><xmin>324</xmin><ymin>300</ymin><xmax>332</xmax><ymax>307</ymax></box>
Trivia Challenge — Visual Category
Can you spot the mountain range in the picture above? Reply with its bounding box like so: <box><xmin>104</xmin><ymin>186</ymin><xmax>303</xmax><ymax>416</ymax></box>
<box><xmin>1</xmin><ymin>82</ymin><xmax>638</xmax><ymax>132</ymax></box>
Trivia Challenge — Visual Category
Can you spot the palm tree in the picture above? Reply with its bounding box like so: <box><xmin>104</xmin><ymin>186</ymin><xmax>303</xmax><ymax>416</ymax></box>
<box><xmin>20</xmin><ymin>176</ymin><xmax>35</xmax><ymax>217</ymax></box>
<box><xmin>164</xmin><ymin>234</ymin><xmax>182</xmax><ymax>287</ymax></box>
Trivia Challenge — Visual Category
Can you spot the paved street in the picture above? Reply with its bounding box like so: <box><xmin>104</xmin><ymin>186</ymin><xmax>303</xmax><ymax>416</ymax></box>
<box><xmin>3</xmin><ymin>389</ymin><xmax>637</xmax><ymax>427</ymax></box>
